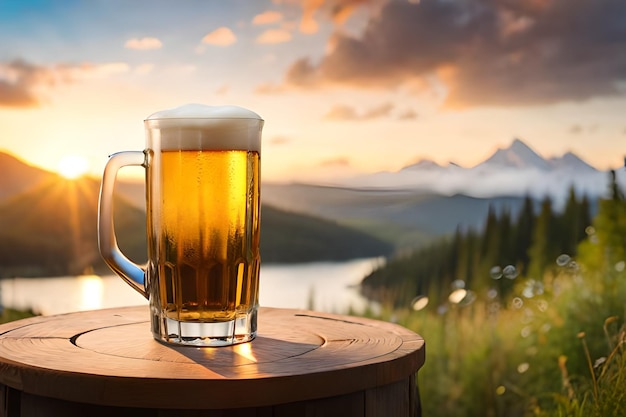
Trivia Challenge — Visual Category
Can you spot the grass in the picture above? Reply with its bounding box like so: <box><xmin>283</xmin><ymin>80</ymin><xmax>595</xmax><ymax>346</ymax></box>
<box><xmin>361</xmin><ymin>258</ymin><xmax>626</xmax><ymax>417</ymax></box>
<box><xmin>0</xmin><ymin>307</ymin><xmax>36</xmax><ymax>324</ymax></box>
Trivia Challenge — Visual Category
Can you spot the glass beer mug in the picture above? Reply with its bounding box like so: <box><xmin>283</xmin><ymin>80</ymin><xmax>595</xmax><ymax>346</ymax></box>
<box><xmin>98</xmin><ymin>104</ymin><xmax>263</xmax><ymax>346</ymax></box>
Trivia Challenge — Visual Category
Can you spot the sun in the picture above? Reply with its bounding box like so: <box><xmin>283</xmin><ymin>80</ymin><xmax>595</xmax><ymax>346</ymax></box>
<box><xmin>57</xmin><ymin>155</ymin><xmax>90</xmax><ymax>179</ymax></box>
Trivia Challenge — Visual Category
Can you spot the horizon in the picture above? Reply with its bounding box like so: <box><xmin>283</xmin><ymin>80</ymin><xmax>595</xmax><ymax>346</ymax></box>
<box><xmin>1</xmin><ymin>0</ymin><xmax>625</xmax><ymax>183</ymax></box>
<box><xmin>1</xmin><ymin>135</ymin><xmax>624</xmax><ymax>184</ymax></box>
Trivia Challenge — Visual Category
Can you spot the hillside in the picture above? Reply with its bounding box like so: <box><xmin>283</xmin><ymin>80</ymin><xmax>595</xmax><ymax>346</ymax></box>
<box><xmin>0</xmin><ymin>176</ymin><xmax>146</xmax><ymax>277</ymax></box>
<box><xmin>0</xmin><ymin>152</ymin><xmax>56</xmax><ymax>201</ymax></box>
<box><xmin>261</xmin><ymin>205</ymin><xmax>393</xmax><ymax>263</ymax></box>
<box><xmin>262</xmin><ymin>183</ymin><xmax>533</xmax><ymax>248</ymax></box>
<box><xmin>0</xmin><ymin>153</ymin><xmax>393</xmax><ymax>277</ymax></box>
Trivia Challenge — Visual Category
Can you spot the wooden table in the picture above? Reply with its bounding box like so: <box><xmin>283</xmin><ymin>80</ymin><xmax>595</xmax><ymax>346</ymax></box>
<box><xmin>0</xmin><ymin>306</ymin><xmax>424</xmax><ymax>417</ymax></box>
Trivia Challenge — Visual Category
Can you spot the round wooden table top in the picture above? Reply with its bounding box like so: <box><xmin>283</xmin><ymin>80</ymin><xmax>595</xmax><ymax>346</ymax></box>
<box><xmin>0</xmin><ymin>306</ymin><xmax>424</xmax><ymax>409</ymax></box>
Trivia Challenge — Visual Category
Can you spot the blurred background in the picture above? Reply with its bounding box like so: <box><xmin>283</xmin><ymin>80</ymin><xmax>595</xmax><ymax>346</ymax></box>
<box><xmin>1</xmin><ymin>1</ymin><xmax>626</xmax><ymax>416</ymax></box>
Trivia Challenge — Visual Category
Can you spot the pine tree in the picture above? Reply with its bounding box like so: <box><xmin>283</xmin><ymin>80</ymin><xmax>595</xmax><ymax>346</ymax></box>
<box><xmin>512</xmin><ymin>195</ymin><xmax>535</xmax><ymax>275</ymax></box>
<box><xmin>577</xmin><ymin>170</ymin><xmax>626</xmax><ymax>296</ymax></box>
<box><xmin>527</xmin><ymin>196</ymin><xmax>556</xmax><ymax>279</ymax></box>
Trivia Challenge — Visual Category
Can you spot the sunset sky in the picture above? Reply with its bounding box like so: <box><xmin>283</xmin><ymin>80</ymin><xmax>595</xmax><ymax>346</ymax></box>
<box><xmin>0</xmin><ymin>0</ymin><xmax>625</xmax><ymax>183</ymax></box>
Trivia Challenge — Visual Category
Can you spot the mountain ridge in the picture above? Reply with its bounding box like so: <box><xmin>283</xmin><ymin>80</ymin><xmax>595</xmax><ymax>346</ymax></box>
<box><xmin>0</xmin><ymin>152</ymin><xmax>393</xmax><ymax>277</ymax></box>
<box><xmin>339</xmin><ymin>138</ymin><xmax>620</xmax><ymax>202</ymax></box>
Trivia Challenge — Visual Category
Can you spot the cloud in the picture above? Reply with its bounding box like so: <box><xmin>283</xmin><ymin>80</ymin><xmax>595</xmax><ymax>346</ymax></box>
<box><xmin>253</xmin><ymin>10</ymin><xmax>284</xmax><ymax>25</ymax></box>
<box><xmin>256</xmin><ymin>28</ymin><xmax>292</xmax><ymax>44</ymax></box>
<box><xmin>269</xmin><ymin>135</ymin><xmax>291</xmax><ymax>145</ymax></box>
<box><xmin>254</xmin><ymin>82</ymin><xmax>286</xmax><ymax>94</ymax></box>
<box><xmin>324</xmin><ymin>102</ymin><xmax>397</xmax><ymax>120</ymax></box>
<box><xmin>296</xmin><ymin>0</ymin><xmax>381</xmax><ymax>34</ymax></box>
<box><xmin>324</xmin><ymin>104</ymin><xmax>358</xmax><ymax>120</ymax></box>
<box><xmin>398</xmin><ymin>108</ymin><xmax>418</xmax><ymax>120</ymax></box>
<box><xmin>124</xmin><ymin>37</ymin><xmax>162</xmax><ymax>50</ymax></box>
<box><xmin>281</xmin><ymin>0</ymin><xmax>626</xmax><ymax>108</ymax></box>
<box><xmin>362</xmin><ymin>102</ymin><xmax>393</xmax><ymax>119</ymax></box>
<box><xmin>0</xmin><ymin>59</ymin><xmax>130</xmax><ymax>108</ymax></box>
<box><xmin>319</xmin><ymin>156</ymin><xmax>351</xmax><ymax>167</ymax></box>
<box><xmin>569</xmin><ymin>123</ymin><xmax>598</xmax><ymax>134</ymax></box>
<box><xmin>0</xmin><ymin>60</ymin><xmax>51</xmax><ymax>107</ymax></box>
<box><xmin>202</xmin><ymin>27</ymin><xmax>237</xmax><ymax>46</ymax></box>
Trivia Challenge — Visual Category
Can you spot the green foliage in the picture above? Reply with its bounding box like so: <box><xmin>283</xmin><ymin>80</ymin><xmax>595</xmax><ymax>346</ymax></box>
<box><xmin>365</xmin><ymin>173</ymin><xmax>626</xmax><ymax>416</ymax></box>
<box><xmin>260</xmin><ymin>205</ymin><xmax>393</xmax><ymax>263</ymax></box>
<box><xmin>0</xmin><ymin>307</ymin><xmax>36</xmax><ymax>324</ymax></box>
<box><xmin>363</xmin><ymin>186</ymin><xmax>593</xmax><ymax>307</ymax></box>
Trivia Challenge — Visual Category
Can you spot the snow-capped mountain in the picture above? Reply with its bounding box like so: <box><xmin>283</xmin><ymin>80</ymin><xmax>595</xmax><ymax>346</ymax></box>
<box><xmin>479</xmin><ymin>138</ymin><xmax>553</xmax><ymax>170</ymax></box>
<box><xmin>339</xmin><ymin>139</ymin><xmax>624</xmax><ymax>204</ymax></box>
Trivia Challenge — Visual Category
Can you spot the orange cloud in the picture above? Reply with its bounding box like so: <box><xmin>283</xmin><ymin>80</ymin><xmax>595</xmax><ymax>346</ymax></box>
<box><xmin>202</xmin><ymin>27</ymin><xmax>237</xmax><ymax>46</ymax></box>
<box><xmin>324</xmin><ymin>104</ymin><xmax>358</xmax><ymax>120</ymax></box>
<box><xmin>253</xmin><ymin>10</ymin><xmax>284</xmax><ymax>25</ymax></box>
<box><xmin>324</xmin><ymin>102</ymin><xmax>395</xmax><ymax>120</ymax></box>
<box><xmin>0</xmin><ymin>59</ymin><xmax>130</xmax><ymax>108</ymax></box>
<box><xmin>256</xmin><ymin>29</ymin><xmax>292</xmax><ymax>44</ymax></box>
<box><xmin>319</xmin><ymin>156</ymin><xmax>351</xmax><ymax>167</ymax></box>
<box><xmin>298</xmin><ymin>0</ymin><xmax>381</xmax><ymax>33</ymax></box>
<box><xmin>124</xmin><ymin>37</ymin><xmax>162</xmax><ymax>50</ymax></box>
<box><xmin>280</xmin><ymin>0</ymin><xmax>626</xmax><ymax>108</ymax></box>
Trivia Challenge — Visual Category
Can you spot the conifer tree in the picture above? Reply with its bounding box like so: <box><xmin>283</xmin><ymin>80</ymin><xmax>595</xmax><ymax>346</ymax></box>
<box><xmin>577</xmin><ymin>170</ymin><xmax>626</xmax><ymax>295</ymax></box>
<box><xmin>513</xmin><ymin>195</ymin><xmax>535</xmax><ymax>275</ymax></box>
<box><xmin>527</xmin><ymin>196</ymin><xmax>556</xmax><ymax>279</ymax></box>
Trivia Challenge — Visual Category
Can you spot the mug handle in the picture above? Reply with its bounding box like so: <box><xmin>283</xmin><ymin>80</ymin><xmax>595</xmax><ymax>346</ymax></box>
<box><xmin>98</xmin><ymin>151</ymin><xmax>148</xmax><ymax>299</ymax></box>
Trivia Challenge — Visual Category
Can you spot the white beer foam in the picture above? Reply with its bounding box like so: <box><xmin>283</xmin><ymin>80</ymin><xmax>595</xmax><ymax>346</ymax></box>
<box><xmin>145</xmin><ymin>104</ymin><xmax>263</xmax><ymax>151</ymax></box>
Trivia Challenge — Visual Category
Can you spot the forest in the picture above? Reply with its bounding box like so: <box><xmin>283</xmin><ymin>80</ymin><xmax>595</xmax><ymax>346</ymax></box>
<box><xmin>360</xmin><ymin>171</ymin><xmax>626</xmax><ymax>416</ymax></box>
<box><xmin>362</xmin><ymin>185</ymin><xmax>594</xmax><ymax>308</ymax></box>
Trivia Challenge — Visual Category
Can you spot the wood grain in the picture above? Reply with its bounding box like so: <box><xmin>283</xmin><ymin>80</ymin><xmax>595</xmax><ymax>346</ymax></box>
<box><xmin>0</xmin><ymin>306</ymin><xmax>424</xmax><ymax>411</ymax></box>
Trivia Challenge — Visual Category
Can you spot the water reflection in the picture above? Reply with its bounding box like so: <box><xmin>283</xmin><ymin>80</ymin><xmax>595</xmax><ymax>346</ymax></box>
<box><xmin>78</xmin><ymin>275</ymin><xmax>104</xmax><ymax>311</ymax></box>
<box><xmin>0</xmin><ymin>258</ymin><xmax>381</xmax><ymax>316</ymax></box>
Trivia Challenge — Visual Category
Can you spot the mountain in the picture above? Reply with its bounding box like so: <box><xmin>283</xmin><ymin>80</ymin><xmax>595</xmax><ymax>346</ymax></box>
<box><xmin>0</xmin><ymin>152</ymin><xmax>393</xmax><ymax>277</ymax></box>
<box><xmin>339</xmin><ymin>138</ymin><xmax>618</xmax><ymax>204</ymax></box>
<box><xmin>478</xmin><ymin>138</ymin><xmax>552</xmax><ymax>170</ymax></box>
<box><xmin>262</xmin><ymin>182</ymin><xmax>536</xmax><ymax>249</ymax></box>
<box><xmin>0</xmin><ymin>176</ymin><xmax>146</xmax><ymax>277</ymax></box>
<box><xmin>0</xmin><ymin>152</ymin><xmax>56</xmax><ymax>201</ymax></box>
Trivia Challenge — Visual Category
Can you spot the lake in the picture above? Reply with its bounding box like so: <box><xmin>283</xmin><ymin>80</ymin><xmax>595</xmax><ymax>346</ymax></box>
<box><xmin>0</xmin><ymin>258</ymin><xmax>383</xmax><ymax>316</ymax></box>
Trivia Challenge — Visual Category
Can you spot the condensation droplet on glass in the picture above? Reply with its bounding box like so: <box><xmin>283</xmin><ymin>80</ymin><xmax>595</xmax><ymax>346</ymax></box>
<box><xmin>594</xmin><ymin>357</ymin><xmax>607</xmax><ymax>368</ymax></box>
<box><xmin>496</xmin><ymin>385</ymin><xmax>506</xmax><ymax>395</ymax></box>
<box><xmin>520</xmin><ymin>326</ymin><xmax>531</xmax><ymax>338</ymax></box>
<box><xmin>590</xmin><ymin>235</ymin><xmax>599</xmax><ymax>244</ymax></box>
<box><xmin>503</xmin><ymin>265</ymin><xmax>518</xmax><ymax>279</ymax></box>
<box><xmin>487</xmin><ymin>288</ymin><xmax>498</xmax><ymax>299</ymax></box>
<box><xmin>437</xmin><ymin>304</ymin><xmax>449</xmax><ymax>315</ymax></box>
<box><xmin>526</xmin><ymin>346</ymin><xmax>538</xmax><ymax>356</ymax></box>
<box><xmin>615</xmin><ymin>261</ymin><xmax>625</xmax><ymax>272</ymax></box>
<box><xmin>585</xmin><ymin>226</ymin><xmax>595</xmax><ymax>235</ymax></box>
<box><xmin>567</xmin><ymin>261</ymin><xmax>579</xmax><ymax>273</ymax></box>
<box><xmin>512</xmin><ymin>297</ymin><xmax>524</xmax><ymax>309</ymax></box>
<box><xmin>556</xmin><ymin>254</ymin><xmax>571</xmax><ymax>267</ymax></box>
<box><xmin>517</xmin><ymin>362</ymin><xmax>530</xmax><ymax>373</ymax></box>
<box><xmin>541</xmin><ymin>323</ymin><xmax>551</xmax><ymax>333</ymax></box>
<box><xmin>490</xmin><ymin>266</ymin><xmax>503</xmax><ymax>280</ymax></box>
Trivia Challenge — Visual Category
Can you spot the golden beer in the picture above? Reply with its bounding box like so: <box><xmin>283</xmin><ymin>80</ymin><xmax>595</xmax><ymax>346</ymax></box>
<box><xmin>146</xmin><ymin>149</ymin><xmax>260</xmax><ymax>323</ymax></box>
<box><xmin>99</xmin><ymin>103</ymin><xmax>263</xmax><ymax>346</ymax></box>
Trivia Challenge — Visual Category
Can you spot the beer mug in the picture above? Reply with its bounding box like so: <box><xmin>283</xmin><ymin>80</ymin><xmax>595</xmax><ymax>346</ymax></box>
<box><xmin>98</xmin><ymin>104</ymin><xmax>263</xmax><ymax>346</ymax></box>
